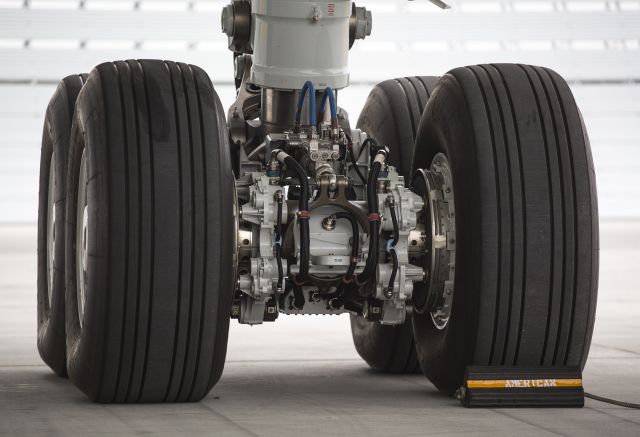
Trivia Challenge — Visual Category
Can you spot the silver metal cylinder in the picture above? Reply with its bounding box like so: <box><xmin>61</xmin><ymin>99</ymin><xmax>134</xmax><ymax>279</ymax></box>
<box><xmin>261</xmin><ymin>88</ymin><xmax>335</xmax><ymax>132</ymax></box>
<box><xmin>261</xmin><ymin>88</ymin><xmax>297</xmax><ymax>133</ymax></box>
<box><xmin>250</xmin><ymin>0</ymin><xmax>351</xmax><ymax>90</ymax></box>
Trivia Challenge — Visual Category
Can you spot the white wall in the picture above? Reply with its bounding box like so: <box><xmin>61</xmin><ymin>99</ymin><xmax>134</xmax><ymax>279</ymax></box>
<box><xmin>1</xmin><ymin>0</ymin><xmax>639</xmax><ymax>221</ymax></box>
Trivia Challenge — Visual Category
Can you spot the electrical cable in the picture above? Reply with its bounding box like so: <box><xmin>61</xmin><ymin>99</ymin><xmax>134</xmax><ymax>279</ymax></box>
<box><xmin>584</xmin><ymin>392</ymin><xmax>640</xmax><ymax>409</ymax></box>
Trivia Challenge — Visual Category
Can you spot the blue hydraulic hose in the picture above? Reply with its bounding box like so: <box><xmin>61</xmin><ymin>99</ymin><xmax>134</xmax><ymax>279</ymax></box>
<box><xmin>319</xmin><ymin>87</ymin><xmax>338</xmax><ymax>121</ymax></box>
<box><xmin>295</xmin><ymin>80</ymin><xmax>316</xmax><ymax>127</ymax></box>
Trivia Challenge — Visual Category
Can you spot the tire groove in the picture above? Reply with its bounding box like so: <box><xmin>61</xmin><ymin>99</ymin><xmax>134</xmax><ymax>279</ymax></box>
<box><xmin>124</xmin><ymin>60</ymin><xmax>144</xmax><ymax>402</ymax></box>
<box><xmin>394</xmin><ymin>79</ymin><xmax>417</xmax><ymax>148</ymax></box>
<box><xmin>417</xmin><ymin>76</ymin><xmax>435</xmax><ymax>98</ymax></box>
<box><xmin>394</xmin><ymin>79</ymin><xmax>416</xmax><ymax>164</ymax></box>
<box><xmin>188</xmin><ymin>66</ymin><xmax>210</xmax><ymax>399</ymax></box>
<box><xmin>535</xmin><ymin>68</ymin><xmax>567</xmax><ymax>365</ymax></box>
<box><xmin>95</xmin><ymin>65</ymin><xmax>114</xmax><ymax>401</ymax></box>
<box><xmin>113</xmin><ymin>61</ymin><xmax>130</xmax><ymax>402</ymax></box>
<box><xmin>540</xmin><ymin>68</ymin><xmax>572</xmax><ymax>366</ymax></box>
<box><xmin>416</xmin><ymin>76</ymin><xmax>430</xmax><ymax>100</ymax></box>
<box><xmin>137</xmin><ymin>61</ymin><xmax>156</xmax><ymax>402</ymax></box>
<box><xmin>467</xmin><ymin>66</ymin><xmax>502</xmax><ymax>364</ymax></box>
<box><xmin>386</xmin><ymin>322</ymin><xmax>403</xmax><ymax>371</ymax></box>
<box><xmin>492</xmin><ymin>65</ymin><xmax>527</xmax><ymax>365</ymax></box>
<box><xmin>545</xmin><ymin>69</ymin><xmax>580</xmax><ymax>366</ymax></box>
<box><xmin>478</xmin><ymin>64</ymin><xmax>515</xmax><ymax>366</ymax></box>
<box><xmin>410</xmin><ymin>77</ymin><xmax>427</xmax><ymax>111</ymax></box>
<box><xmin>163</xmin><ymin>61</ymin><xmax>184</xmax><ymax>402</ymax></box>
<box><xmin>406</xmin><ymin>77</ymin><xmax>424</xmax><ymax>125</ymax></box>
<box><xmin>525</xmin><ymin>65</ymin><xmax>557</xmax><ymax>365</ymax></box>
<box><xmin>177</xmin><ymin>63</ymin><xmax>197</xmax><ymax>400</ymax></box>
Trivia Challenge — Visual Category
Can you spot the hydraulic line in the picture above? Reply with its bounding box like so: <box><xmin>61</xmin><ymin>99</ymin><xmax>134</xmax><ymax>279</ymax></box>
<box><xmin>319</xmin><ymin>87</ymin><xmax>338</xmax><ymax>121</ymax></box>
<box><xmin>360</xmin><ymin>137</ymin><xmax>379</xmax><ymax>162</ymax></box>
<box><xmin>274</xmin><ymin>192</ymin><xmax>284</xmax><ymax>292</ymax></box>
<box><xmin>291</xmin><ymin>282</ymin><xmax>305</xmax><ymax>310</ymax></box>
<box><xmin>356</xmin><ymin>150</ymin><xmax>386</xmax><ymax>286</ymax></box>
<box><xmin>274</xmin><ymin>150</ymin><xmax>310</xmax><ymax>308</ymax></box>
<box><xmin>345</xmin><ymin>133</ymin><xmax>367</xmax><ymax>186</ymax></box>
<box><xmin>328</xmin><ymin>212</ymin><xmax>360</xmax><ymax>310</ymax></box>
<box><xmin>387</xmin><ymin>199</ymin><xmax>400</xmax><ymax>294</ymax></box>
<box><xmin>295</xmin><ymin>80</ymin><xmax>316</xmax><ymax>129</ymax></box>
<box><xmin>336</xmin><ymin>212</ymin><xmax>360</xmax><ymax>281</ymax></box>
<box><xmin>318</xmin><ymin>87</ymin><xmax>339</xmax><ymax>137</ymax></box>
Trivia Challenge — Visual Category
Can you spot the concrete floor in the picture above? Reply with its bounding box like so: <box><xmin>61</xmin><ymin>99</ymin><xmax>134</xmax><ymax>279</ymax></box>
<box><xmin>1</xmin><ymin>223</ymin><xmax>639</xmax><ymax>436</ymax></box>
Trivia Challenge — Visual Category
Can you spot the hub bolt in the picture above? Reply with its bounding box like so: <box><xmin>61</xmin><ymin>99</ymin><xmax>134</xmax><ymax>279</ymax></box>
<box><xmin>322</xmin><ymin>216</ymin><xmax>336</xmax><ymax>231</ymax></box>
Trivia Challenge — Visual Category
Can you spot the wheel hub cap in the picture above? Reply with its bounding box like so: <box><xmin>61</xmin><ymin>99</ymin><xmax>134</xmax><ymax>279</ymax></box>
<box><xmin>76</xmin><ymin>149</ymin><xmax>88</xmax><ymax>329</ymax></box>
<box><xmin>46</xmin><ymin>154</ymin><xmax>56</xmax><ymax>312</ymax></box>
<box><xmin>413</xmin><ymin>153</ymin><xmax>456</xmax><ymax>330</ymax></box>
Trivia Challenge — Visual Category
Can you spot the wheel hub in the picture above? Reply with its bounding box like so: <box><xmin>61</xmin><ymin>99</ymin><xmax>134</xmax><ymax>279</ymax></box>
<box><xmin>412</xmin><ymin>153</ymin><xmax>456</xmax><ymax>330</ymax></box>
<box><xmin>76</xmin><ymin>149</ymin><xmax>89</xmax><ymax>329</ymax></box>
<box><xmin>46</xmin><ymin>153</ymin><xmax>56</xmax><ymax>312</ymax></box>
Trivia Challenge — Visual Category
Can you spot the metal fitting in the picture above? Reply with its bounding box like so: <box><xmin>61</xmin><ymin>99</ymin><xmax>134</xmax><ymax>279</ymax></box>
<box><xmin>322</xmin><ymin>215</ymin><xmax>337</xmax><ymax>231</ymax></box>
<box><xmin>349</xmin><ymin>3</ymin><xmax>373</xmax><ymax>48</ymax></box>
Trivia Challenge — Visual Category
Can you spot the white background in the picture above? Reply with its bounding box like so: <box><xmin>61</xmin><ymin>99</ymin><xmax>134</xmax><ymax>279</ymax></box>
<box><xmin>1</xmin><ymin>0</ymin><xmax>639</xmax><ymax>221</ymax></box>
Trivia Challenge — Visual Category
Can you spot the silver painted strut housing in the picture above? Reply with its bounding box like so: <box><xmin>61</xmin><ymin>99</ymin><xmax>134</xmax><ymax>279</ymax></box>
<box><xmin>250</xmin><ymin>0</ymin><xmax>352</xmax><ymax>90</ymax></box>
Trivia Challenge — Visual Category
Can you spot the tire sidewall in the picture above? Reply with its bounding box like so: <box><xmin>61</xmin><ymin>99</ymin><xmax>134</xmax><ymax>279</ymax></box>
<box><xmin>411</xmin><ymin>74</ymin><xmax>484</xmax><ymax>393</ymax></box>
<box><xmin>65</xmin><ymin>70</ymin><xmax>109</xmax><ymax>400</ymax></box>
<box><xmin>37</xmin><ymin>78</ymin><xmax>80</xmax><ymax>377</ymax></box>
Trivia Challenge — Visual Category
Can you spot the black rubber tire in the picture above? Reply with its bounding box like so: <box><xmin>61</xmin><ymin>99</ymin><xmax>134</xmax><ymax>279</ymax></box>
<box><xmin>351</xmin><ymin>76</ymin><xmax>438</xmax><ymax>374</ymax></box>
<box><xmin>411</xmin><ymin>64</ymin><xmax>599</xmax><ymax>394</ymax></box>
<box><xmin>350</xmin><ymin>315</ymin><xmax>421</xmax><ymax>374</ymax></box>
<box><xmin>37</xmin><ymin>74</ymin><xmax>88</xmax><ymax>377</ymax></box>
<box><xmin>65</xmin><ymin>60</ymin><xmax>235</xmax><ymax>403</ymax></box>
<box><xmin>357</xmin><ymin>76</ymin><xmax>439</xmax><ymax>180</ymax></box>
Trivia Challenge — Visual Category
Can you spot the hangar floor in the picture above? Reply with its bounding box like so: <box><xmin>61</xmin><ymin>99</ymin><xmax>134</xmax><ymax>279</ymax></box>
<box><xmin>1</xmin><ymin>222</ymin><xmax>639</xmax><ymax>436</ymax></box>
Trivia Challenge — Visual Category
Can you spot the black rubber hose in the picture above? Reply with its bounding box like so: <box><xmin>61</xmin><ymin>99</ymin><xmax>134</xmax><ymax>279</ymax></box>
<box><xmin>291</xmin><ymin>283</ymin><xmax>305</xmax><ymax>310</ymax></box>
<box><xmin>275</xmin><ymin>194</ymin><xmax>284</xmax><ymax>291</ymax></box>
<box><xmin>283</xmin><ymin>155</ymin><xmax>310</xmax><ymax>281</ymax></box>
<box><xmin>389</xmin><ymin>201</ymin><xmax>399</xmax><ymax>247</ymax></box>
<box><xmin>325</xmin><ymin>212</ymin><xmax>359</xmax><ymax>310</ymax></box>
<box><xmin>356</xmin><ymin>157</ymin><xmax>383</xmax><ymax>285</ymax></box>
<box><xmin>346</xmin><ymin>134</ymin><xmax>367</xmax><ymax>186</ymax></box>
<box><xmin>360</xmin><ymin>137</ymin><xmax>378</xmax><ymax>161</ymax></box>
<box><xmin>336</xmin><ymin>212</ymin><xmax>360</xmax><ymax>279</ymax></box>
<box><xmin>388</xmin><ymin>248</ymin><xmax>398</xmax><ymax>293</ymax></box>
<box><xmin>387</xmin><ymin>200</ymin><xmax>399</xmax><ymax>293</ymax></box>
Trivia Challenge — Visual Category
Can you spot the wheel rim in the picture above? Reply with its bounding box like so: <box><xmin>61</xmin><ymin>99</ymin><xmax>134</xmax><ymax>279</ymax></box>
<box><xmin>46</xmin><ymin>153</ymin><xmax>56</xmax><ymax>313</ymax></box>
<box><xmin>76</xmin><ymin>148</ymin><xmax>88</xmax><ymax>330</ymax></box>
<box><xmin>413</xmin><ymin>153</ymin><xmax>456</xmax><ymax>330</ymax></box>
